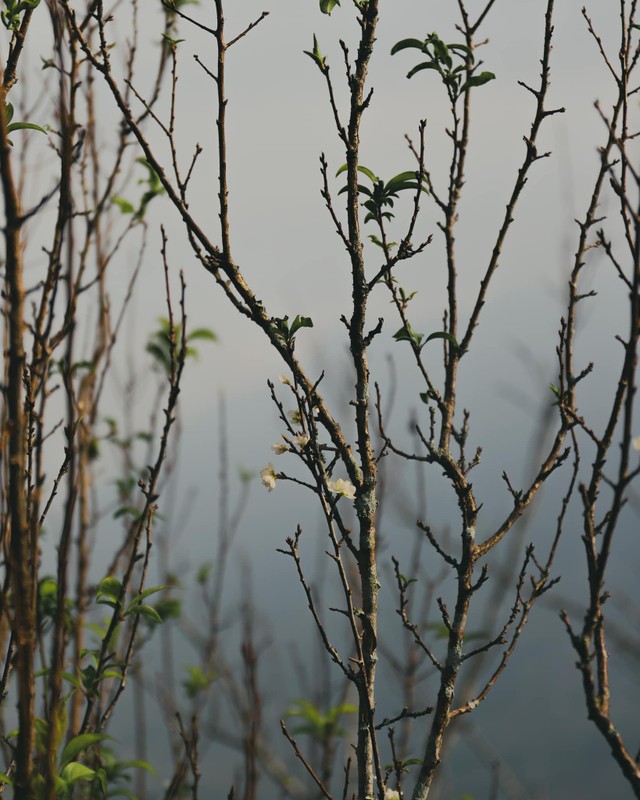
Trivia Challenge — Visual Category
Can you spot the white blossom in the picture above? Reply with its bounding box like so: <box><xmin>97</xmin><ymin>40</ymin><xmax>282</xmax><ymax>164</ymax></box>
<box><xmin>288</xmin><ymin>409</ymin><xmax>302</xmax><ymax>425</ymax></box>
<box><xmin>260</xmin><ymin>464</ymin><xmax>277</xmax><ymax>491</ymax></box>
<box><xmin>278</xmin><ymin>374</ymin><xmax>292</xmax><ymax>386</ymax></box>
<box><xmin>271</xmin><ymin>441</ymin><xmax>288</xmax><ymax>455</ymax></box>
<box><xmin>327</xmin><ymin>478</ymin><xmax>356</xmax><ymax>501</ymax></box>
<box><xmin>384</xmin><ymin>790</ymin><xmax>400</xmax><ymax>800</ymax></box>
<box><xmin>294</xmin><ymin>433</ymin><xmax>310</xmax><ymax>449</ymax></box>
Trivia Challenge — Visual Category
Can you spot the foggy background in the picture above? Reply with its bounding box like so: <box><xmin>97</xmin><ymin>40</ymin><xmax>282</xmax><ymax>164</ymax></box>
<box><xmin>15</xmin><ymin>0</ymin><xmax>639</xmax><ymax>797</ymax></box>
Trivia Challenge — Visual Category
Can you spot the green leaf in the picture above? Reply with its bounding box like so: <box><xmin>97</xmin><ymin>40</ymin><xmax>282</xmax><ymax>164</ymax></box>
<box><xmin>319</xmin><ymin>0</ymin><xmax>339</xmax><ymax>13</ymax></box>
<box><xmin>7</xmin><ymin>121</ymin><xmax>47</xmax><ymax>134</ymax></box>
<box><xmin>399</xmin><ymin>573</ymin><xmax>418</xmax><ymax>588</ymax></box>
<box><xmin>289</xmin><ymin>315</ymin><xmax>313</xmax><ymax>337</ymax></box>
<box><xmin>60</xmin><ymin>671</ymin><xmax>83</xmax><ymax>691</ymax></box>
<box><xmin>4</xmin><ymin>103</ymin><xmax>14</xmax><ymax>123</ymax></box>
<box><xmin>337</xmin><ymin>182</ymin><xmax>374</xmax><ymax>198</ymax></box>
<box><xmin>432</xmin><ymin>36</ymin><xmax>451</xmax><ymax>68</ymax></box>
<box><xmin>60</xmin><ymin>762</ymin><xmax>96</xmax><ymax>785</ymax></box>
<box><xmin>368</xmin><ymin>234</ymin><xmax>397</xmax><ymax>250</ymax></box>
<box><xmin>113</xmin><ymin>505</ymin><xmax>141</xmax><ymax>520</ymax></box>
<box><xmin>286</xmin><ymin>699</ymin><xmax>356</xmax><ymax>741</ymax></box>
<box><xmin>183</xmin><ymin>665</ymin><xmax>216</xmax><ymax>698</ymax></box>
<box><xmin>393</xmin><ymin>323</ymin><xmax>424</xmax><ymax>348</ymax></box>
<box><xmin>111</xmin><ymin>196</ymin><xmax>135</xmax><ymax>215</ymax></box>
<box><xmin>152</xmin><ymin>597</ymin><xmax>181</xmax><ymax>623</ymax></box>
<box><xmin>386</xmin><ymin>171</ymin><xmax>421</xmax><ymax>191</ymax></box>
<box><xmin>131</xmin><ymin>585</ymin><xmax>169</xmax><ymax>604</ymax></box>
<box><xmin>161</xmin><ymin>32</ymin><xmax>185</xmax><ymax>46</ymax></box>
<box><xmin>196</xmin><ymin>562</ymin><xmax>212</xmax><ymax>584</ymax></box>
<box><xmin>448</xmin><ymin>43</ymin><xmax>473</xmax><ymax>60</ymax></box>
<box><xmin>188</xmin><ymin>327</ymin><xmax>217</xmax><ymax>342</ymax></box>
<box><xmin>128</xmin><ymin>604</ymin><xmax>163</xmax><ymax>624</ymax></box>
<box><xmin>460</xmin><ymin>70</ymin><xmax>496</xmax><ymax>92</ymax></box>
<box><xmin>407</xmin><ymin>61</ymin><xmax>442</xmax><ymax>80</ymax></box>
<box><xmin>60</xmin><ymin>733</ymin><xmax>109</xmax><ymax>769</ymax></box>
<box><xmin>390</xmin><ymin>38</ymin><xmax>426</xmax><ymax>55</ymax></box>
<box><xmin>303</xmin><ymin>34</ymin><xmax>326</xmax><ymax>72</ymax></box>
<box><xmin>425</xmin><ymin>331</ymin><xmax>459</xmax><ymax>349</ymax></box>
<box><xmin>118</xmin><ymin>759</ymin><xmax>158</xmax><ymax>776</ymax></box>
<box><xmin>355</xmin><ymin>164</ymin><xmax>378</xmax><ymax>183</ymax></box>
<box><xmin>97</xmin><ymin>576</ymin><xmax>122</xmax><ymax>602</ymax></box>
<box><xmin>335</xmin><ymin>163</ymin><xmax>379</xmax><ymax>183</ymax></box>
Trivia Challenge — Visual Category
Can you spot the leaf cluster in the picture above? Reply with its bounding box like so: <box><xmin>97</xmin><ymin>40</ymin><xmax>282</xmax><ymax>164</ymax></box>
<box><xmin>270</xmin><ymin>314</ymin><xmax>313</xmax><ymax>348</ymax></box>
<box><xmin>1</xmin><ymin>0</ymin><xmax>39</xmax><ymax>30</ymax></box>
<box><xmin>393</xmin><ymin>325</ymin><xmax>459</xmax><ymax>352</ymax></box>
<box><xmin>146</xmin><ymin>317</ymin><xmax>216</xmax><ymax>375</ymax></box>
<box><xmin>96</xmin><ymin>577</ymin><xmax>170</xmax><ymax>626</ymax></box>
<box><xmin>392</xmin><ymin>33</ymin><xmax>495</xmax><ymax>101</ymax></box>
<box><xmin>2</xmin><ymin>102</ymin><xmax>47</xmax><ymax>143</ymax></box>
<box><xmin>337</xmin><ymin>164</ymin><xmax>428</xmax><ymax>225</ymax></box>
<box><xmin>286</xmin><ymin>700</ymin><xmax>357</xmax><ymax>742</ymax></box>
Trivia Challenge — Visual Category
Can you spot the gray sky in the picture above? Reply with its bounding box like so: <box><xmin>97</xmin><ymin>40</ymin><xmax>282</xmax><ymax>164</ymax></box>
<box><xmin>117</xmin><ymin>4</ymin><xmax>634</xmax><ymax>796</ymax></box>
<box><xmin>15</xmin><ymin>0</ymin><xmax>636</xmax><ymax>796</ymax></box>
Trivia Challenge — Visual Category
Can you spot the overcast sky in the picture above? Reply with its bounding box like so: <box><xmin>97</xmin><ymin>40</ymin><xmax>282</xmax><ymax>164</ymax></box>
<box><xmin>112</xmin><ymin>4</ymin><xmax>635</xmax><ymax>797</ymax></box>
<box><xmin>16</xmin><ymin>1</ymin><xmax>636</xmax><ymax>796</ymax></box>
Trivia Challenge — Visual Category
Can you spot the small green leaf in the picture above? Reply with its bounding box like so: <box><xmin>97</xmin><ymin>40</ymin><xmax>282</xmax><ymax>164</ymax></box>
<box><xmin>153</xmin><ymin>597</ymin><xmax>181</xmax><ymax>623</ymax></box>
<box><xmin>97</xmin><ymin>577</ymin><xmax>122</xmax><ymax>601</ymax></box>
<box><xmin>335</xmin><ymin>163</ymin><xmax>379</xmax><ymax>183</ymax></box>
<box><xmin>197</xmin><ymin>562</ymin><xmax>212</xmax><ymax>585</ymax></box>
<box><xmin>7</xmin><ymin>121</ymin><xmax>47</xmax><ymax>134</ymax></box>
<box><xmin>338</xmin><ymin>182</ymin><xmax>374</xmax><ymax>198</ymax></box>
<box><xmin>188</xmin><ymin>327</ymin><xmax>217</xmax><ymax>342</ymax></box>
<box><xmin>407</xmin><ymin>61</ymin><xmax>442</xmax><ymax>80</ymax></box>
<box><xmin>60</xmin><ymin>734</ymin><xmax>109</xmax><ymax>769</ymax></box>
<box><xmin>460</xmin><ymin>70</ymin><xmax>496</xmax><ymax>92</ymax></box>
<box><xmin>448</xmin><ymin>43</ymin><xmax>473</xmax><ymax>60</ymax></box>
<box><xmin>391</xmin><ymin>38</ymin><xmax>426</xmax><ymax>55</ymax></box>
<box><xmin>425</xmin><ymin>331</ymin><xmax>459</xmax><ymax>349</ymax></box>
<box><xmin>128</xmin><ymin>604</ymin><xmax>163</xmax><ymax>624</ymax></box>
<box><xmin>368</xmin><ymin>234</ymin><xmax>397</xmax><ymax>250</ymax></box>
<box><xmin>183</xmin><ymin>665</ymin><xmax>216</xmax><ymax>698</ymax></box>
<box><xmin>303</xmin><ymin>34</ymin><xmax>326</xmax><ymax>72</ymax></box>
<box><xmin>319</xmin><ymin>0</ymin><xmax>339</xmax><ymax>13</ymax></box>
<box><xmin>113</xmin><ymin>505</ymin><xmax>141</xmax><ymax>520</ymax></box>
<box><xmin>161</xmin><ymin>32</ymin><xmax>185</xmax><ymax>46</ymax></box>
<box><xmin>119</xmin><ymin>759</ymin><xmax>157</xmax><ymax>776</ymax></box>
<box><xmin>60</xmin><ymin>762</ymin><xmax>96</xmax><ymax>785</ymax></box>
<box><xmin>290</xmin><ymin>315</ymin><xmax>313</xmax><ymax>337</ymax></box>
<box><xmin>386</xmin><ymin>171</ymin><xmax>422</xmax><ymax>191</ymax></box>
<box><xmin>432</xmin><ymin>36</ymin><xmax>451</xmax><ymax>68</ymax></box>
<box><xmin>111</xmin><ymin>196</ymin><xmax>135</xmax><ymax>215</ymax></box>
<box><xmin>393</xmin><ymin>323</ymin><xmax>424</xmax><ymax>348</ymax></box>
<box><xmin>132</xmin><ymin>585</ymin><xmax>169</xmax><ymax>604</ymax></box>
<box><xmin>60</xmin><ymin>671</ymin><xmax>83</xmax><ymax>690</ymax></box>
